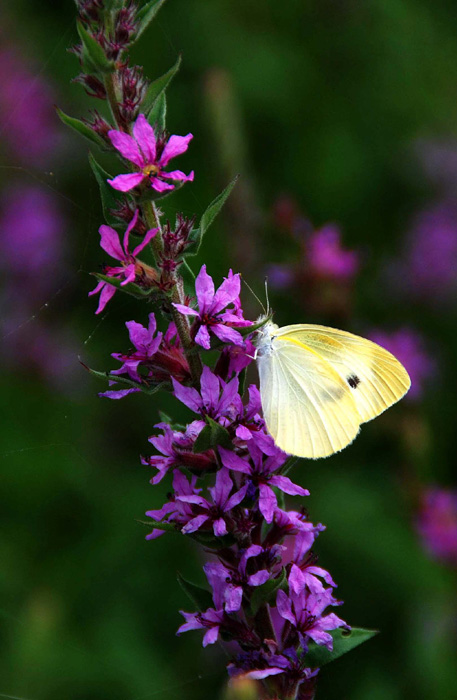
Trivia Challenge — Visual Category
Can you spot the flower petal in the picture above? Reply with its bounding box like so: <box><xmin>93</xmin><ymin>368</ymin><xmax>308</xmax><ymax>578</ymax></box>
<box><xmin>161</xmin><ymin>169</ymin><xmax>194</xmax><ymax>182</ymax></box>
<box><xmin>172</xmin><ymin>377</ymin><xmax>202</xmax><ymax>413</ymax></box>
<box><xmin>94</xmin><ymin>282</ymin><xmax>116</xmax><ymax>314</ymax></box>
<box><xmin>200</xmin><ymin>366</ymin><xmax>221</xmax><ymax>412</ymax></box>
<box><xmin>259</xmin><ymin>483</ymin><xmax>277</xmax><ymax>523</ymax></box>
<box><xmin>269</xmin><ymin>475</ymin><xmax>310</xmax><ymax>497</ymax></box>
<box><xmin>182</xmin><ymin>513</ymin><xmax>210</xmax><ymax>534</ymax></box>
<box><xmin>202</xmin><ymin>625</ymin><xmax>219</xmax><ymax>647</ymax></box>
<box><xmin>107</xmin><ymin>172</ymin><xmax>145</xmax><ymax>192</ymax></box>
<box><xmin>218</xmin><ymin>447</ymin><xmax>251</xmax><ymax>474</ymax></box>
<box><xmin>132</xmin><ymin>227</ymin><xmax>158</xmax><ymax>256</ymax></box>
<box><xmin>195</xmin><ymin>264</ymin><xmax>215</xmax><ymax>313</ymax></box>
<box><xmin>212</xmin><ymin>323</ymin><xmax>244</xmax><ymax>346</ymax></box>
<box><xmin>276</xmin><ymin>589</ymin><xmax>295</xmax><ymax>625</ymax></box>
<box><xmin>194</xmin><ymin>324</ymin><xmax>211</xmax><ymax>350</ymax></box>
<box><xmin>150</xmin><ymin>177</ymin><xmax>175</xmax><ymax>192</ymax></box>
<box><xmin>213</xmin><ymin>517</ymin><xmax>228</xmax><ymax>537</ymax></box>
<box><xmin>108</xmin><ymin>129</ymin><xmax>144</xmax><ymax>167</ymax></box>
<box><xmin>99</xmin><ymin>224</ymin><xmax>125</xmax><ymax>261</ymax></box>
<box><xmin>160</xmin><ymin>133</ymin><xmax>193</xmax><ymax>166</ymax></box>
<box><xmin>172</xmin><ymin>303</ymin><xmax>198</xmax><ymax>316</ymax></box>
<box><xmin>133</xmin><ymin>113</ymin><xmax>157</xmax><ymax>163</ymax></box>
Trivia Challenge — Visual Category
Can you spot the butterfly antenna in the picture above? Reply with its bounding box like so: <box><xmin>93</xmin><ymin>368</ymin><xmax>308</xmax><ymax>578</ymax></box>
<box><xmin>242</xmin><ymin>277</ymin><xmax>266</xmax><ymax>315</ymax></box>
<box><xmin>264</xmin><ymin>276</ymin><xmax>270</xmax><ymax>316</ymax></box>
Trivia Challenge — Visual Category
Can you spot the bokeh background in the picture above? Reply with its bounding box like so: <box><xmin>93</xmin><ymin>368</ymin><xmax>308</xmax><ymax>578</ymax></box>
<box><xmin>1</xmin><ymin>1</ymin><xmax>457</xmax><ymax>698</ymax></box>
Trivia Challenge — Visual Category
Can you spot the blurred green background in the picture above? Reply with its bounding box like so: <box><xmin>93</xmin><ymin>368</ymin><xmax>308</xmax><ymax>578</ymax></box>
<box><xmin>1</xmin><ymin>1</ymin><xmax>457</xmax><ymax>699</ymax></box>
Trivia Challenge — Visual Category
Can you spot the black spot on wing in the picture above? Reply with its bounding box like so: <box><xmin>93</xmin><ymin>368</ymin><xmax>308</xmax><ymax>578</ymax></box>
<box><xmin>347</xmin><ymin>374</ymin><xmax>361</xmax><ymax>389</ymax></box>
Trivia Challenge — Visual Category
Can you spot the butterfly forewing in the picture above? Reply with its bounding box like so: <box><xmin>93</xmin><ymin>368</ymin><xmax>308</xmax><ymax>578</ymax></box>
<box><xmin>273</xmin><ymin>325</ymin><xmax>411</xmax><ymax>423</ymax></box>
<box><xmin>258</xmin><ymin>335</ymin><xmax>361</xmax><ymax>458</ymax></box>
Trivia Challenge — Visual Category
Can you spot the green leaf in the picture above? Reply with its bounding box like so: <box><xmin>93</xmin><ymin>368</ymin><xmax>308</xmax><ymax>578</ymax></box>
<box><xmin>92</xmin><ymin>272</ymin><xmax>157</xmax><ymax>300</ymax></box>
<box><xmin>186</xmin><ymin>176</ymin><xmax>239</xmax><ymax>256</ymax></box>
<box><xmin>87</xmin><ymin>366</ymin><xmax>167</xmax><ymax>396</ymax></box>
<box><xmin>141</xmin><ymin>54</ymin><xmax>182</xmax><ymax>115</ymax></box>
<box><xmin>193</xmin><ymin>416</ymin><xmax>232</xmax><ymax>453</ymax></box>
<box><xmin>135</xmin><ymin>0</ymin><xmax>168</xmax><ymax>42</ymax></box>
<box><xmin>88</xmin><ymin>152</ymin><xmax>123</xmax><ymax>225</ymax></box>
<box><xmin>137</xmin><ymin>519</ymin><xmax>177</xmax><ymax>532</ymax></box>
<box><xmin>180</xmin><ymin>259</ymin><xmax>196</xmax><ymax>295</ymax></box>
<box><xmin>147</xmin><ymin>91</ymin><xmax>167</xmax><ymax>131</ymax></box>
<box><xmin>56</xmin><ymin>109</ymin><xmax>105</xmax><ymax>148</ymax></box>
<box><xmin>250</xmin><ymin>568</ymin><xmax>287</xmax><ymax>616</ymax></box>
<box><xmin>188</xmin><ymin>530</ymin><xmax>235</xmax><ymax>549</ymax></box>
<box><xmin>303</xmin><ymin>627</ymin><xmax>378</xmax><ymax>668</ymax></box>
<box><xmin>77</xmin><ymin>22</ymin><xmax>114</xmax><ymax>74</ymax></box>
<box><xmin>177</xmin><ymin>573</ymin><xmax>213</xmax><ymax>612</ymax></box>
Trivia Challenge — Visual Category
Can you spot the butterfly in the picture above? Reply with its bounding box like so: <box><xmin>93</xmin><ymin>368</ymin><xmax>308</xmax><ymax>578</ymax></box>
<box><xmin>255</xmin><ymin>319</ymin><xmax>411</xmax><ymax>459</ymax></box>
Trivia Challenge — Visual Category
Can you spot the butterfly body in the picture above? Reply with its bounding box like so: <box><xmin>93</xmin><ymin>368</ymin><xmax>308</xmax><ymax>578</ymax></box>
<box><xmin>255</xmin><ymin>319</ymin><xmax>411</xmax><ymax>459</ymax></box>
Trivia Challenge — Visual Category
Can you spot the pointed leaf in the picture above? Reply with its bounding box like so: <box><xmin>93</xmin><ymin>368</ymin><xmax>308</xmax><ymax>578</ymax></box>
<box><xmin>193</xmin><ymin>416</ymin><xmax>231</xmax><ymax>453</ymax></box>
<box><xmin>88</xmin><ymin>153</ymin><xmax>124</xmax><ymax>225</ymax></box>
<box><xmin>56</xmin><ymin>109</ymin><xmax>105</xmax><ymax>148</ymax></box>
<box><xmin>92</xmin><ymin>272</ymin><xmax>158</xmax><ymax>299</ymax></box>
<box><xmin>303</xmin><ymin>627</ymin><xmax>378</xmax><ymax>669</ymax></box>
<box><xmin>135</xmin><ymin>0</ymin><xmax>168</xmax><ymax>42</ymax></box>
<box><xmin>192</xmin><ymin>424</ymin><xmax>212</xmax><ymax>453</ymax></box>
<box><xmin>177</xmin><ymin>572</ymin><xmax>213</xmax><ymax>612</ymax></box>
<box><xmin>137</xmin><ymin>519</ymin><xmax>177</xmax><ymax>532</ymax></box>
<box><xmin>147</xmin><ymin>91</ymin><xmax>166</xmax><ymax>131</ymax></box>
<box><xmin>141</xmin><ymin>54</ymin><xmax>182</xmax><ymax>115</ymax></box>
<box><xmin>189</xmin><ymin>530</ymin><xmax>236</xmax><ymax>549</ymax></box>
<box><xmin>250</xmin><ymin>567</ymin><xmax>287</xmax><ymax>616</ymax></box>
<box><xmin>77</xmin><ymin>22</ymin><xmax>114</xmax><ymax>74</ymax></box>
<box><xmin>186</xmin><ymin>176</ymin><xmax>239</xmax><ymax>256</ymax></box>
<box><xmin>87</xmin><ymin>365</ymin><xmax>167</xmax><ymax>396</ymax></box>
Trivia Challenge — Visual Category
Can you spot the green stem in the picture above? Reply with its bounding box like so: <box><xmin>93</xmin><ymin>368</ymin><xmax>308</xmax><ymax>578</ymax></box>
<box><xmin>104</xmin><ymin>72</ymin><xmax>123</xmax><ymax>128</ymax></box>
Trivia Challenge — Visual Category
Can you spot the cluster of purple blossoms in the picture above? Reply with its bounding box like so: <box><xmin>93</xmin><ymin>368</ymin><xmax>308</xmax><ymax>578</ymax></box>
<box><xmin>416</xmin><ymin>488</ymin><xmax>457</xmax><ymax>567</ymax></box>
<box><xmin>368</xmin><ymin>328</ymin><xmax>436</xmax><ymax>401</ymax></box>
<box><xmin>142</xmin><ymin>344</ymin><xmax>349</xmax><ymax>695</ymax></box>
<box><xmin>63</xmin><ymin>4</ymin><xmax>358</xmax><ymax>696</ymax></box>
<box><xmin>268</xmin><ymin>196</ymin><xmax>361</xmax><ymax>320</ymax></box>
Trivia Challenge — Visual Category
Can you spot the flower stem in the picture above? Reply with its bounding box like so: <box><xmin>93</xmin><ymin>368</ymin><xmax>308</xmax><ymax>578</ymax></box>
<box><xmin>104</xmin><ymin>72</ymin><xmax>123</xmax><ymax>128</ymax></box>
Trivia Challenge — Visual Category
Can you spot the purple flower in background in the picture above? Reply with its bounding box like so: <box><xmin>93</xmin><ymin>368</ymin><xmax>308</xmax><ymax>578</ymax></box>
<box><xmin>307</xmin><ymin>225</ymin><xmax>360</xmax><ymax>281</ymax></box>
<box><xmin>387</xmin><ymin>201</ymin><xmax>457</xmax><ymax>303</ymax></box>
<box><xmin>0</xmin><ymin>47</ymin><xmax>57</xmax><ymax>164</ymax></box>
<box><xmin>368</xmin><ymin>327</ymin><xmax>435</xmax><ymax>401</ymax></box>
<box><xmin>107</xmin><ymin>114</ymin><xmax>194</xmax><ymax>193</ymax></box>
<box><xmin>416</xmin><ymin>488</ymin><xmax>457</xmax><ymax>567</ymax></box>
<box><xmin>89</xmin><ymin>210</ymin><xmax>157</xmax><ymax>313</ymax></box>
<box><xmin>173</xmin><ymin>265</ymin><xmax>251</xmax><ymax>349</ymax></box>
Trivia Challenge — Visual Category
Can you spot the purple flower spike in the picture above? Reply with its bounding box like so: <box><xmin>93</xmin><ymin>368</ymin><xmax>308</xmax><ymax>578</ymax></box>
<box><xmin>88</xmin><ymin>210</ymin><xmax>157</xmax><ymax>313</ymax></box>
<box><xmin>172</xmin><ymin>365</ymin><xmax>242</xmax><ymax>426</ymax></box>
<box><xmin>172</xmin><ymin>265</ymin><xmax>252</xmax><ymax>349</ymax></box>
<box><xmin>107</xmin><ymin>114</ymin><xmax>194</xmax><ymax>193</ymax></box>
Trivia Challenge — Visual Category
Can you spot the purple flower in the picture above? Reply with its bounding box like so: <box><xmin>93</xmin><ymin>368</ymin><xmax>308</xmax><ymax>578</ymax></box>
<box><xmin>143</xmin><ymin>421</ymin><xmax>215</xmax><ymax>484</ymax></box>
<box><xmin>229</xmin><ymin>647</ymin><xmax>319</xmax><ymax>686</ymax></box>
<box><xmin>0</xmin><ymin>48</ymin><xmax>58</xmax><ymax>165</ymax></box>
<box><xmin>307</xmin><ymin>225</ymin><xmax>360</xmax><ymax>281</ymax></box>
<box><xmin>111</xmin><ymin>313</ymin><xmax>163</xmax><ymax>382</ymax></box>
<box><xmin>107</xmin><ymin>114</ymin><xmax>194</xmax><ymax>193</ymax></box>
<box><xmin>172</xmin><ymin>365</ymin><xmax>241</xmax><ymax>427</ymax></box>
<box><xmin>276</xmin><ymin>582</ymin><xmax>347</xmax><ymax>650</ymax></box>
<box><xmin>88</xmin><ymin>210</ymin><xmax>157</xmax><ymax>313</ymax></box>
<box><xmin>368</xmin><ymin>327</ymin><xmax>435</xmax><ymax>401</ymax></box>
<box><xmin>219</xmin><ymin>441</ymin><xmax>309</xmax><ymax>524</ymax></box>
<box><xmin>146</xmin><ymin>470</ymin><xmax>202</xmax><ymax>539</ymax></box>
<box><xmin>173</xmin><ymin>265</ymin><xmax>251</xmax><ymax>350</ymax></box>
<box><xmin>177</xmin><ymin>608</ymin><xmax>225</xmax><ymax>647</ymax></box>
<box><xmin>416</xmin><ymin>488</ymin><xmax>457</xmax><ymax>567</ymax></box>
<box><xmin>386</xmin><ymin>201</ymin><xmax>457</xmax><ymax>303</ymax></box>
<box><xmin>177</xmin><ymin>468</ymin><xmax>248</xmax><ymax>536</ymax></box>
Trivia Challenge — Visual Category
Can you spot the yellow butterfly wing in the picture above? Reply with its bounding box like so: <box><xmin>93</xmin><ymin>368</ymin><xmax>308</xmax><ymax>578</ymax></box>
<box><xmin>257</xmin><ymin>333</ymin><xmax>361</xmax><ymax>459</ymax></box>
<box><xmin>273</xmin><ymin>324</ymin><xmax>411</xmax><ymax>423</ymax></box>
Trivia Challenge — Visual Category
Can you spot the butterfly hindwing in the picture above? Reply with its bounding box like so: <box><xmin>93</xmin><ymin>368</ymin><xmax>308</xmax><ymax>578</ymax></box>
<box><xmin>258</xmin><ymin>334</ymin><xmax>361</xmax><ymax>459</ymax></box>
<box><xmin>273</xmin><ymin>325</ymin><xmax>411</xmax><ymax>424</ymax></box>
